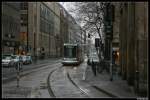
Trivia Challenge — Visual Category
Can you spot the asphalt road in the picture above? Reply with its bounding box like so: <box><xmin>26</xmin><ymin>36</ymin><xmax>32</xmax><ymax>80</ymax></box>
<box><xmin>2</xmin><ymin>61</ymin><xmax>62</xmax><ymax>98</ymax></box>
<box><xmin>2</xmin><ymin>58</ymin><xmax>62</xmax><ymax>83</ymax></box>
<box><xmin>2</xmin><ymin>58</ymin><xmax>126</xmax><ymax>98</ymax></box>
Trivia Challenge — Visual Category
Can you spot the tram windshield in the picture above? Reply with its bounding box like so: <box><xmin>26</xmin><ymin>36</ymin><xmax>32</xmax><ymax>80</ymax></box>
<box><xmin>64</xmin><ymin>46</ymin><xmax>76</xmax><ymax>58</ymax></box>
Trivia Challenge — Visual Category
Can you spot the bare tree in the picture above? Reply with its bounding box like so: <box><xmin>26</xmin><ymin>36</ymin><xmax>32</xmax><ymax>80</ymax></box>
<box><xmin>68</xmin><ymin>2</ymin><xmax>106</xmax><ymax>41</ymax></box>
<box><xmin>68</xmin><ymin>2</ymin><xmax>106</xmax><ymax>61</ymax></box>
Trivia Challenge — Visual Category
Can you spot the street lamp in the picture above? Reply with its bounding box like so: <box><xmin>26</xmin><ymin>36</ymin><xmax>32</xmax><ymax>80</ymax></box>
<box><xmin>27</xmin><ymin>2</ymin><xmax>29</xmax><ymax>53</ymax></box>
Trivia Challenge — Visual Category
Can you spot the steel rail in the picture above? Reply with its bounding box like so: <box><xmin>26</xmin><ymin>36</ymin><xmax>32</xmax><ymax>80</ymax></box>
<box><xmin>66</xmin><ymin>71</ymin><xmax>90</xmax><ymax>97</ymax></box>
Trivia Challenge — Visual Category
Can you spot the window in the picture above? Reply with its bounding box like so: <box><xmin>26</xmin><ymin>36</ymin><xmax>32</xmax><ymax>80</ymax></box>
<box><xmin>40</xmin><ymin>4</ymin><xmax>55</xmax><ymax>34</ymax></box>
<box><xmin>48</xmin><ymin>23</ymin><xmax>51</xmax><ymax>33</ymax></box>
<box><xmin>21</xmin><ymin>14</ymin><xmax>27</xmax><ymax>26</ymax></box>
<box><xmin>20</xmin><ymin>2</ymin><xmax>28</xmax><ymax>10</ymax></box>
<box><xmin>40</xmin><ymin>4</ymin><xmax>44</xmax><ymax>17</ymax></box>
<box><xmin>40</xmin><ymin>19</ymin><xmax>42</xmax><ymax>32</ymax></box>
<box><xmin>64</xmin><ymin>46</ymin><xmax>77</xmax><ymax>58</ymax></box>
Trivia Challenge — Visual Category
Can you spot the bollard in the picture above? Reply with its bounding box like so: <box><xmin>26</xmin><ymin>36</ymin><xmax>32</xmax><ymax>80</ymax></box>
<box><xmin>110</xmin><ymin>63</ymin><xmax>113</xmax><ymax>81</ymax></box>
<box><xmin>91</xmin><ymin>59</ymin><xmax>96</xmax><ymax>76</ymax></box>
<box><xmin>17</xmin><ymin>71</ymin><xmax>20</xmax><ymax>87</ymax></box>
<box><xmin>16</xmin><ymin>63</ymin><xmax>20</xmax><ymax>87</ymax></box>
<box><xmin>136</xmin><ymin>71</ymin><xmax>139</xmax><ymax>95</ymax></box>
<box><xmin>94</xmin><ymin>63</ymin><xmax>96</xmax><ymax>76</ymax></box>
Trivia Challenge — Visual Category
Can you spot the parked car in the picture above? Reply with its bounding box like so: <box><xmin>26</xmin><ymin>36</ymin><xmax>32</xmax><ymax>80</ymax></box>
<box><xmin>26</xmin><ymin>55</ymin><xmax>32</xmax><ymax>64</ymax></box>
<box><xmin>11</xmin><ymin>55</ymin><xmax>23</xmax><ymax>69</ymax></box>
<box><xmin>22</xmin><ymin>55</ymin><xmax>32</xmax><ymax>64</ymax></box>
<box><xmin>2</xmin><ymin>54</ymin><xmax>15</xmax><ymax>68</ymax></box>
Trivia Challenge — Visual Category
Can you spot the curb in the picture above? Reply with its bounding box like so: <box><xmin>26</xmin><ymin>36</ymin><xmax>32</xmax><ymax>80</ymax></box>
<box><xmin>92</xmin><ymin>85</ymin><xmax>119</xmax><ymax>98</ymax></box>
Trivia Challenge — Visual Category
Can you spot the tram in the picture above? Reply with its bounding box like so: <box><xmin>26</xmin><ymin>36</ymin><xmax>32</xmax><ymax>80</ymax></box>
<box><xmin>62</xmin><ymin>43</ymin><xmax>84</xmax><ymax>65</ymax></box>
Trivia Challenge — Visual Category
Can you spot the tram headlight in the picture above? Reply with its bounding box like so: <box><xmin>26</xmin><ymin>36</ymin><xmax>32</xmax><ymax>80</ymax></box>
<box><xmin>63</xmin><ymin>58</ymin><xmax>67</xmax><ymax>60</ymax></box>
<box><xmin>72</xmin><ymin>58</ymin><xmax>77</xmax><ymax>60</ymax></box>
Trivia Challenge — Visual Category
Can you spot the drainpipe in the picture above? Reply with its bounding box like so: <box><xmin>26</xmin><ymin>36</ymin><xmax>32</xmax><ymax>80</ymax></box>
<box><xmin>27</xmin><ymin>3</ymin><xmax>29</xmax><ymax>53</ymax></box>
<box><xmin>110</xmin><ymin>41</ymin><xmax>113</xmax><ymax>81</ymax></box>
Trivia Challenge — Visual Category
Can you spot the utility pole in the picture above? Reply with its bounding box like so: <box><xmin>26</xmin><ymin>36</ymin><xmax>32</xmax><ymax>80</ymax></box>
<box><xmin>34</xmin><ymin>2</ymin><xmax>37</xmax><ymax>62</ymax></box>
<box><xmin>27</xmin><ymin>2</ymin><xmax>29</xmax><ymax>53</ymax></box>
<box><xmin>104</xmin><ymin>3</ymin><xmax>114</xmax><ymax>81</ymax></box>
<box><xmin>49</xmin><ymin>32</ymin><xmax>50</xmax><ymax>58</ymax></box>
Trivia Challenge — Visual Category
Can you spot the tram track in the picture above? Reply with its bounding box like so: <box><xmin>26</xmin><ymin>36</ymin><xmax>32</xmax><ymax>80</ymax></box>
<box><xmin>47</xmin><ymin>68</ymin><xmax>57</xmax><ymax>97</ymax></box>
<box><xmin>2</xmin><ymin>62</ymin><xmax>61</xmax><ymax>84</ymax></box>
<box><xmin>47</xmin><ymin>66</ymin><xmax>89</xmax><ymax>97</ymax></box>
<box><xmin>67</xmin><ymin>68</ymin><xmax>119</xmax><ymax>98</ymax></box>
<box><xmin>66</xmin><ymin>72</ymin><xmax>90</xmax><ymax>97</ymax></box>
<box><xmin>47</xmin><ymin>66</ymin><xmax>118</xmax><ymax>98</ymax></box>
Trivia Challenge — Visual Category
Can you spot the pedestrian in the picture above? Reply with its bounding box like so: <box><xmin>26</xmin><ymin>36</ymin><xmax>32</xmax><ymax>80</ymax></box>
<box><xmin>91</xmin><ymin>59</ymin><xmax>96</xmax><ymax>76</ymax></box>
<box><xmin>98</xmin><ymin>59</ymin><xmax>104</xmax><ymax>73</ymax></box>
<box><xmin>112</xmin><ymin>51</ymin><xmax>116</xmax><ymax>65</ymax></box>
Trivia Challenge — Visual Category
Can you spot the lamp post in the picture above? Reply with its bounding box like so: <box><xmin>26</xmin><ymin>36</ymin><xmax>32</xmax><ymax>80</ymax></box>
<box><xmin>104</xmin><ymin>3</ymin><xmax>114</xmax><ymax>81</ymax></box>
<box><xmin>34</xmin><ymin>32</ymin><xmax>36</xmax><ymax>61</ymax></box>
<box><xmin>27</xmin><ymin>2</ymin><xmax>29</xmax><ymax>53</ymax></box>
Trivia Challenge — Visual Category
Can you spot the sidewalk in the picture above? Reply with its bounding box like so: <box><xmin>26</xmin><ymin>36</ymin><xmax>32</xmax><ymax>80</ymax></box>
<box><xmin>85</xmin><ymin>65</ymin><xmax>137</xmax><ymax>98</ymax></box>
<box><xmin>69</xmin><ymin>60</ymin><xmax>137</xmax><ymax>98</ymax></box>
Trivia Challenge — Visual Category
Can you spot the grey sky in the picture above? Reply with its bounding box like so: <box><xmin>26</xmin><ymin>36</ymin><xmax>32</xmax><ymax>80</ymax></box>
<box><xmin>59</xmin><ymin>2</ymin><xmax>76</xmax><ymax>18</ymax></box>
<box><xmin>59</xmin><ymin>2</ymin><xmax>99</xmax><ymax>44</ymax></box>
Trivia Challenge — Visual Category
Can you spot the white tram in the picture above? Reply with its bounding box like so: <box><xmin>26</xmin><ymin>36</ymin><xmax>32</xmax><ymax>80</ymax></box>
<box><xmin>62</xmin><ymin>43</ymin><xmax>83</xmax><ymax>65</ymax></box>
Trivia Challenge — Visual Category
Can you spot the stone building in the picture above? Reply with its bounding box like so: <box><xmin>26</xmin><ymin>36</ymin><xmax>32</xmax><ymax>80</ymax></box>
<box><xmin>38</xmin><ymin>2</ymin><xmax>61</xmax><ymax>58</ymax></box>
<box><xmin>20</xmin><ymin>2</ymin><xmax>29</xmax><ymax>55</ymax></box>
<box><xmin>112</xmin><ymin>2</ymin><xmax>120</xmax><ymax>66</ymax></box>
<box><xmin>2</xmin><ymin>2</ymin><xmax>84</xmax><ymax>59</ymax></box>
<box><xmin>119</xmin><ymin>2</ymin><xmax>148</xmax><ymax>96</ymax></box>
<box><xmin>2</xmin><ymin>2</ymin><xmax>20</xmax><ymax>55</ymax></box>
<box><xmin>67</xmin><ymin>13</ymin><xmax>83</xmax><ymax>44</ymax></box>
<box><xmin>59</xmin><ymin>4</ymin><xmax>69</xmax><ymax>57</ymax></box>
<box><xmin>20</xmin><ymin>2</ymin><xmax>62</xmax><ymax>59</ymax></box>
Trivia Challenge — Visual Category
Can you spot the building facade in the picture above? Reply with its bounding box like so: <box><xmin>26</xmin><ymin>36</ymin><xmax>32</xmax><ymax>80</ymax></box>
<box><xmin>112</xmin><ymin>2</ymin><xmax>120</xmax><ymax>66</ymax></box>
<box><xmin>67</xmin><ymin>13</ymin><xmax>83</xmax><ymax>44</ymax></box>
<box><xmin>19</xmin><ymin>2</ymin><xmax>62</xmax><ymax>59</ymax></box>
<box><xmin>59</xmin><ymin>4</ymin><xmax>69</xmax><ymax>57</ymax></box>
<box><xmin>18</xmin><ymin>2</ymin><xmax>84</xmax><ymax>59</ymax></box>
<box><xmin>2</xmin><ymin>2</ymin><xmax>20</xmax><ymax>55</ymax></box>
<box><xmin>2</xmin><ymin>2</ymin><xmax>84</xmax><ymax>60</ymax></box>
<box><xmin>119</xmin><ymin>2</ymin><xmax>148</xmax><ymax>96</ymax></box>
<box><xmin>104</xmin><ymin>2</ymin><xmax>148</xmax><ymax>95</ymax></box>
<box><xmin>20</xmin><ymin>2</ymin><xmax>29</xmax><ymax>55</ymax></box>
